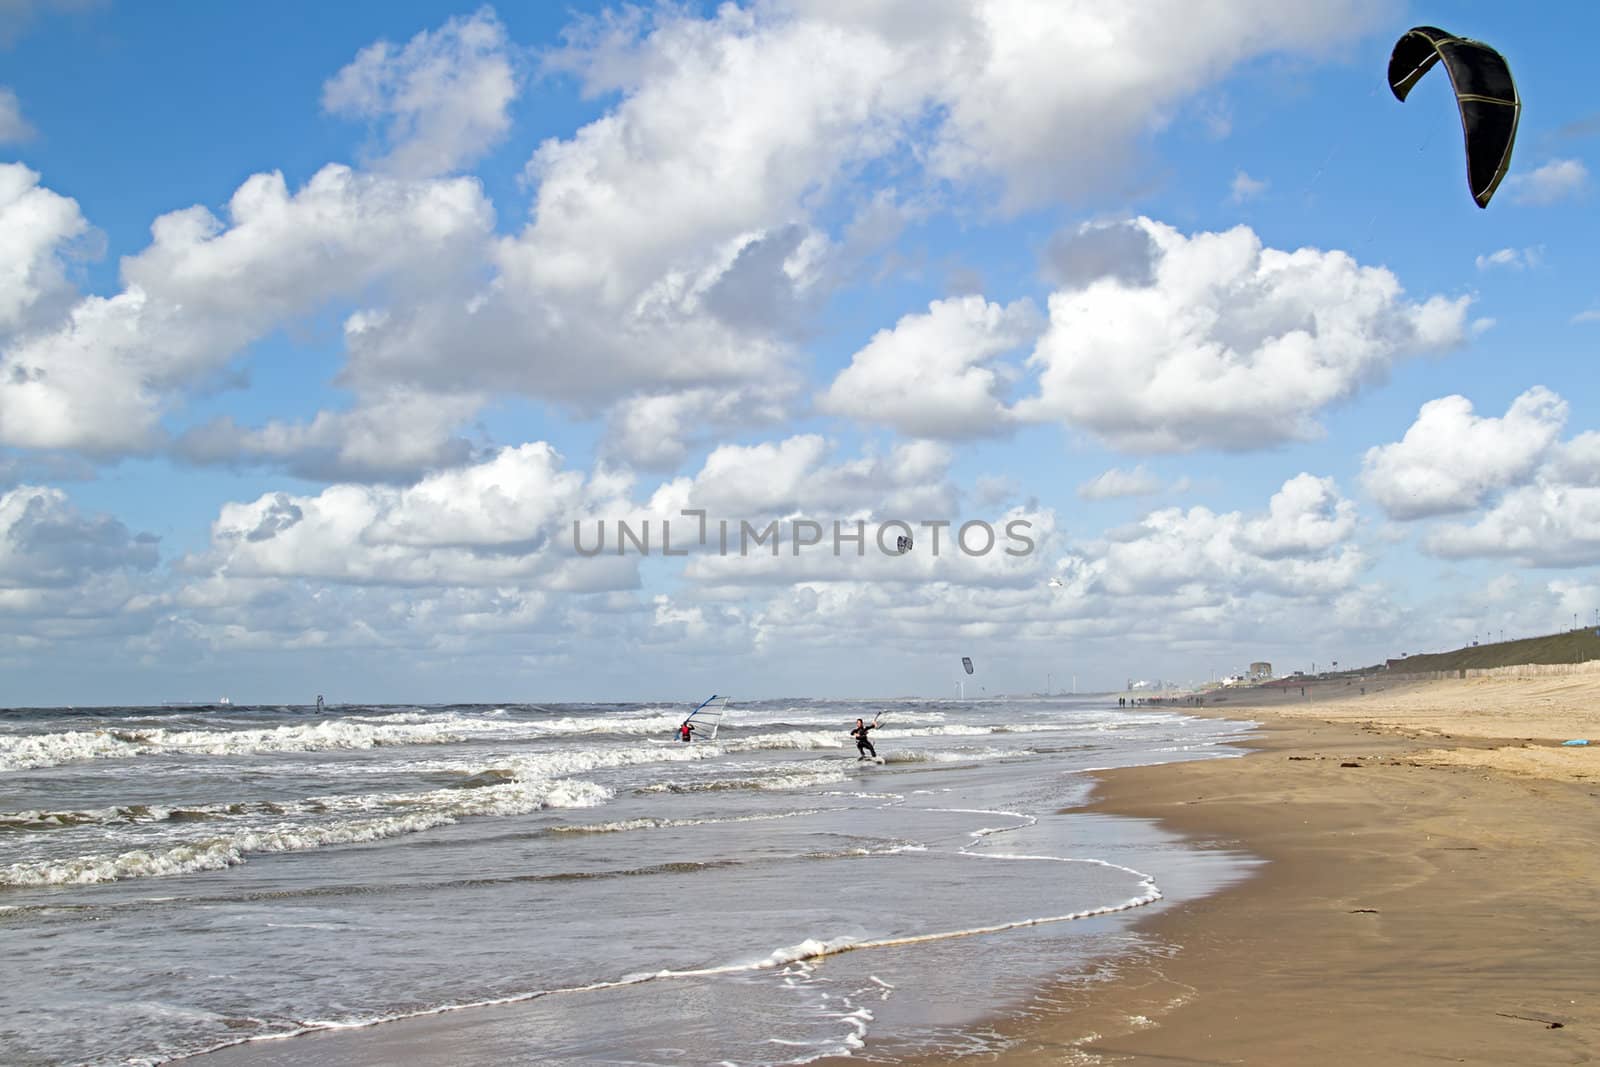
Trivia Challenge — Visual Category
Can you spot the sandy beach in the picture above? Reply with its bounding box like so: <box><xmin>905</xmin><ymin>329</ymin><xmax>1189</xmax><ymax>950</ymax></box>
<box><xmin>947</xmin><ymin>673</ymin><xmax>1600</xmax><ymax>1065</ymax></box>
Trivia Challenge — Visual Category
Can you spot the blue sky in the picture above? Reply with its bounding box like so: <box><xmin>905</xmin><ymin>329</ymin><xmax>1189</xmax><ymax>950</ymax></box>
<box><xmin>2</xmin><ymin>1</ymin><xmax>1597</xmax><ymax>704</ymax></box>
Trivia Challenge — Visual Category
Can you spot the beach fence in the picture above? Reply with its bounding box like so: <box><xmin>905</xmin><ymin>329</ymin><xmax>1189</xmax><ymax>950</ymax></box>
<box><xmin>1384</xmin><ymin>658</ymin><xmax>1600</xmax><ymax>683</ymax></box>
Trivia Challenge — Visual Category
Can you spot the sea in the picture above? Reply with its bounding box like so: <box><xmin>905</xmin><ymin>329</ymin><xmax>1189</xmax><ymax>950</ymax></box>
<box><xmin>0</xmin><ymin>697</ymin><xmax>1259</xmax><ymax>1066</ymax></box>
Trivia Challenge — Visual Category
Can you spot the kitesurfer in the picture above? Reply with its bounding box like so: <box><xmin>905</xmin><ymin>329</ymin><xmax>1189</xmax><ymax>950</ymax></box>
<box><xmin>851</xmin><ymin>717</ymin><xmax>878</xmax><ymax>760</ymax></box>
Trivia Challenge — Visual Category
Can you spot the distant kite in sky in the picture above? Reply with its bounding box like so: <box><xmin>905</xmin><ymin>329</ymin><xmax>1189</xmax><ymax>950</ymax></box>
<box><xmin>961</xmin><ymin>656</ymin><xmax>974</xmax><ymax>675</ymax></box>
<box><xmin>1388</xmin><ymin>25</ymin><xmax>1519</xmax><ymax>208</ymax></box>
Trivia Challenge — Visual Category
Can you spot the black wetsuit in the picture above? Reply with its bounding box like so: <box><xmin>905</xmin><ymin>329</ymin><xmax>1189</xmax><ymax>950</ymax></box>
<box><xmin>851</xmin><ymin>722</ymin><xmax>877</xmax><ymax>759</ymax></box>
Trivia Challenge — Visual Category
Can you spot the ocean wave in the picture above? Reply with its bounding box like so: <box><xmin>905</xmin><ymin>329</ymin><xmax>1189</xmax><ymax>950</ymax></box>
<box><xmin>548</xmin><ymin>808</ymin><xmax>826</xmax><ymax>835</ymax></box>
<box><xmin>0</xmin><ymin>777</ymin><xmax>610</xmax><ymax>887</ymax></box>
<box><xmin>0</xmin><ymin>800</ymin><xmax>293</xmax><ymax>833</ymax></box>
<box><xmin>0</xmin><ymin>715</ymin><xmax>508</xmax><ymax>773</ymax></box>
<box><xmin>637</xmin><ymin>766</ymin><xmax>848</xmax><ymax>794</ymax></box>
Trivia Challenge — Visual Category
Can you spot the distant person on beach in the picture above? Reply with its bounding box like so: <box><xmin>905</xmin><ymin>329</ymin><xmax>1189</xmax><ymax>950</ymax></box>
<box><xmin>678</xmin><ymin>720</ymin><xmax>695</xmax><ymax>742</ymax></box>
<box><xmin>851</xmin><ymin>718</ymin><xmax>878</xmax><ymax>760</ymax></box>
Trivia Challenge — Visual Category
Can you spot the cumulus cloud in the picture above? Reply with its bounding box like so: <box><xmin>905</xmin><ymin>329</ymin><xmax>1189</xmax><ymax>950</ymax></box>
<box><xmin>649</xmin><ymin>434</ymin><xmax>957</xmax><ymax>521</ymax></box>
<box><xmin>600</xmin><ymin>380</ymin><xmax>799</xmax><ymax>472</ymax></box>
<box><xmin>323</xmin><ymin>7</ymin><xmax>520</xmax><ymax>178</ymax></box>
<box><xmin>0</xmin><ymin>87</ymin><xmax>32</xmax><ymax>142</ymax></box>
<box><xmin>683</xmin><ymin>501</ymin><xmax>1055</xmax><ymax>595</ymax></box>
<box><xmin>1241</xmin><ymin>473</ymin><xmax>1356</xmax><ymax>556</ymax></box>
<box><xmin>191</xmin><ymin>443</ymin><xmax>636</xmax><ymax>589</ymax></box>
<box><xmin>349</xmin><ymin>1</ymin><xmax>1387</xmax><ymax>408</ymax></box>
<box><xmin>1043</xmin><ymin>219</ymin><xmax>1158</xmax><ymax>290</ymax></box>
<box><xmin>817</xmin><ymin>296</ymin><xmax>1040</xmax><ymax>438</ymax></box>
<box><xmin>1361</xmin><ymin>388</ymin><xmax>1567</xmax><ymax>520</ymax></box>
<box><xmin>174</xmin><ymin>389</ymin><xmax>486</xmax><ymax>483</ymax></box>
<box><xmin>1015</xmin><ymin>217</ymin><xmax>1470</xmax><ymax>452</ymax></box>
<box><xmin>0</xmin><ymin>164</ymin><xmax>92</xmax><ymax>337</ymax></box>
<box><xmin>1414</xmin><ymin>399</ymin><xmax>1600</xmax><ymax>566</ymax></box>
<box><xmin>0</xmin><ymin>164</ymin><xmax>493</xmax><ymax>454</ymax></box>
<box><xmin>904</xmin><ymin>0</ymin><xmax>1383</xmax><ymax>209</ymax></box>
<box><xmin>1090</xmin><ymin>474</ymin><xmax>1365</xmax><ymax>598</ymax></box>
<box><xmin>0</xmin><ymin>485</ymin><xmax>163</xmax><ymax>649</ymax></box>
<box><xmin>0</xmin><ymin>485</ymin><xmax>158</xmax><ymax>588</ymax></box>
<box><xmin>1507</xmin><ymin>158</ymin><xmax>1589</xmax><ymax>205</ymax></box>
<box><xmin>1425</xmin><ymin>485</ymin><xmax>1600</xmax><ymax>567</ymax></box>
<box><xmin>0</xmin><ymin>2</ymin><xmax>1396</xmax><ymax>478</ymax></box>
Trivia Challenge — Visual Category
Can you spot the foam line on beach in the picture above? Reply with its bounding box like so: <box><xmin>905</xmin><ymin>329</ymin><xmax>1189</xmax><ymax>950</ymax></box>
<box><xmin>155</xmin><ymin>853</ymin><xmax>1161</xmax><ymax>1065</ymax></box>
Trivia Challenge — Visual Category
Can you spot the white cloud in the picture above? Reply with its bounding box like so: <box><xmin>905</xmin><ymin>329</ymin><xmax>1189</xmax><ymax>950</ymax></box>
<box><xmin>1077</xmin><ymin>465</ymin><xmax>1165</xmax><ymax>500</ymax></box>
<box><xmin>818</xmin><ymin>296</ymin><xmax>1039</xmax><ymax>438</ymax></box>
<box><xmin>1361</xmin><ymin>388</ymin><xmax>1568</xmax><ymax>520</ymax></box>
<box><xmin>191</xmin><ymin>443</ymin><xmax>636</xmax><ymax>589</ymax></box>
<box><xmin>175</xmin><ymin>389</ymin><xmax>486</xmax><ymax>482</ymax></box>
<box><xmin>1043</xmin><ymin>219</ymin><xmax>1158</xmax><ymax>290</ymax></box>
<box><xmin>1474</xmin><ymin>246</ymin><xmax>1540</xmax><ymax>271</ymax></box>
<box><xmin>1230</xmin><ymin>169</ymin><xmax>1267</xmax><ymax>202</ymax></box>
<box><xmin>0</xmin><ymin>164</ymin><xmax>94</xmax><ymax>338</ymax></box>
<box><xmin>0</xmin><ymin>87</ymin><xmax>33</xmax><ymax>142</ymax></box>
<box><xmin>1015</xmin><ymin>217</ymin><xmax>1469</xmax><ymax>452</ymax></box>
<box><xmin>683</xmin><ymin>501</ymin><xmax>1055</xmax><ymax>595</ymax></box>
<box><xmin>601</xmin><ymin>380</ymin><xmax>800</xmax><ymax>472</ymax></box>
<box><xmin>350</xmin><ymin>1</ymin><xmax>1386</xmax><ymax>408</ymax></box>
<box><xmin>1548</xmin><ymin>432</ymin><xmax>1600</xmax><ymax>488</ymax></box>
<box><xmin>0</xmin><ymin>164</ymin><xmax>494</xmax><ymax>454</ymax></box>
<box><xmin>1241</xmin><ymin>473</ymin><xmax>1357</xmax><ymax>556</ymax></box>
<box><xmin>1507</xmin><ymin>158</ymin><xmax>1589</xmax><ymax>205</ymax></box>
<box><xmin>1412</xmin><ymin>412</ymin><xmax>1600</xmax><ymax>567</ymax></box>
<box><xmin>0</xmin><ymin>485</ymin><xmax>161</xmax><ymax>646</ymax></box>
<box><xmin>1426</xmin><ymin>485</ymin><xmax>1600</xmax><ymax>567</ymax></box>
<box><xmin>0</xmin><ymin>484</ymin><xmax>158</xmax><ymax>588</ymax></box>
<box><xmin>651</xmin><ymin>434</ymin><xmax>957</xmax><ymax>521</ymax></box>
<box><xmin>1092</xmin><ymin>474</ymin><xmax>1365</xmax><ymax>598</ymax></box>
<box><xmin>909</xmin><ymin>0</ymin><xmax>1383</xmax><ymax>209</ymax></box>
<box><xmin>1573</xmin><ymin>308</ymin><xmax>1600</xmax><ymax>324</ymax></box>
<box><xmin>323</xmin><ymin>7</ymin><xmax>520</xmax><ymax>178</ymax></box>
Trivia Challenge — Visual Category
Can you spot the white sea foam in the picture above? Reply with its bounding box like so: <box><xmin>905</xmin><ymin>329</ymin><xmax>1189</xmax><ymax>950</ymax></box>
<box><xmin>637</xmin><ymin>766</ymin><xmax>849</xmax><ymax>794</ymax></box>
<box><xmin>0</xmin><ymin>777</ymin><xmax>610</xmax><ymax>887</ymax></box>
<box><xmin>548</xmin><ymin>808</ymin><xmax>826</xmax><ymax>834</ymax></box>
<box><xmin>0</xmin><ymin>715</ymin><xmax>508</xmax><ymax>772</ymax></box>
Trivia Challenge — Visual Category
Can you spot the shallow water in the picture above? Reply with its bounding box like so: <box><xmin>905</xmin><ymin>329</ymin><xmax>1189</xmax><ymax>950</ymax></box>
<box><xmin>0</xmin><ymin>697</ymin><xmax>1257</xmax><ymax>1065</ymax></box>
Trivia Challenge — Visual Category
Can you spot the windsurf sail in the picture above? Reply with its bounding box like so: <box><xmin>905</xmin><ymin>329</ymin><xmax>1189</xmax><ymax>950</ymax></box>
<box><xmin>683</xmin><ymin>694</ymin><xmax>728</xmax><ymax>741</ymax></box>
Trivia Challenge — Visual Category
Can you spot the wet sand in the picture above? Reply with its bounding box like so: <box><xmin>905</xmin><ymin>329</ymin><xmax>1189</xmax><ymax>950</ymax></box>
<box><xmin>934</xmin><ymin>676</ymin><xmax>1600</xmax><ymax>1064</ymax></box>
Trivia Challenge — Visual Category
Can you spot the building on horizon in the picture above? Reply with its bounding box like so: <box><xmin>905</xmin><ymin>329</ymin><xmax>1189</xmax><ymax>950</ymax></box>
<box><xmin>1249</xmin><ymin>661</ymin><xmax>1272</xmax><ymax>680</ymax></box>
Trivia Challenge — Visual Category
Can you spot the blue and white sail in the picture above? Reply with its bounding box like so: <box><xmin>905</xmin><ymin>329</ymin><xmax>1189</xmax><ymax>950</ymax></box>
<box><xmin>683</xmin><ymin>694</ymin><xmax>728</xmax><ymax>741</ymax></box>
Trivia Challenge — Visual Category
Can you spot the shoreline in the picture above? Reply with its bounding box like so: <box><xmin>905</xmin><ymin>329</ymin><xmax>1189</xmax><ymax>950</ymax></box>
<box><xmin>173</xmin><ymin>679</ymin><xmax>1600</xmax><ymax>1065</ymax></box>
<box><xmin>921</xmin><ymin>681</ymin><xmax>1600</xmax><ymax>1064</ymax></box>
